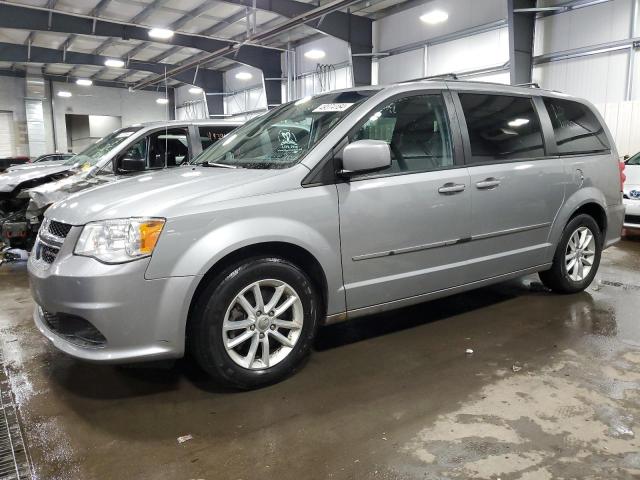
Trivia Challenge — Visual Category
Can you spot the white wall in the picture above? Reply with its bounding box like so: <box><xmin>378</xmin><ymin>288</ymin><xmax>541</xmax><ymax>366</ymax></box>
<box><xmin>174</xmin><ymin>84</ymin><xmax>208</xmax><ymax>120</ymax></box>
<box><xmin>533</xmin><ymin>50</ymin><xmax>629</xmax><ymax>104</ymax></box>
<box><xmin>279</xmin><ymin>36</ymin><xmax>354</xmax><ymax>101</ymax></box>
<box><xmin>534</xmin><ymin>0</ymin><xmax>631</xmax><ymax>56</ymax></box>
<box><xmin>375</xmin><ymin>0</ymin><xmax>506</xmax><ymax>52</ymax></box>
<box><xmin>378</xmin><ymin>49</ymin><xmax>424</xmax><ymax>84</ymax></box>
<box><xmin>294</xmin><ymin>36</ymin><xmax>351</xmax><ymax>76</ymax></box>
<box><xmin>427</xmin><ymin>27</ymin><xmax>509</xmax><ymax>75</ymax></box>
<box><xmin>223</xmin><ymin>65</ymin><xmax>267</xmax><ymax>117</ymax></box>
<box><xmin>0</xmin><ymin>76</ymin><xmax>28</xmax><ymax>156</ymax></box>
<box><xmin>51</xmin><ymin>81</ymin><xmax>170</xmax><ymax>153</ymax></box>
<box><xmin>374</xmin><ymin>0</ymin><xmax>509</xmax><ymax>85</ymax></box>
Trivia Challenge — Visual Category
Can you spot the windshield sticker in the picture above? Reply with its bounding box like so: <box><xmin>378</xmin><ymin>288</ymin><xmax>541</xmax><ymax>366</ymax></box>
<box><xmin>312</xmin><ymin>103</ymin><xmax>354</xmax><ymax>113</ymax></box>
<box><xmin>116</xmin><ymin>131</ymin><xmax>135</xmax><ymax>138</ymax></box>
<box><xmin>270</xmin><ymin>129</ymin><xmax>301</xmax><ymax>160</ymax></box>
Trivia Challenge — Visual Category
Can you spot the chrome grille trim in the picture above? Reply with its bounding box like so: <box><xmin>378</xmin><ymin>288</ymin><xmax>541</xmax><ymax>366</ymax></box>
<box><xmin>33</xmin><ymin>218</ymin><xmax>72</xmax><ymax>267</ymax></box>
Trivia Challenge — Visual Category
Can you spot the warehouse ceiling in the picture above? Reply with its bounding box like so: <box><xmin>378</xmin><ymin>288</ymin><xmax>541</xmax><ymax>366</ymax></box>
<box><xmin>0</xmin><ymin>0</ymin><xmax>418</xmax><ymax>89</ymax></box>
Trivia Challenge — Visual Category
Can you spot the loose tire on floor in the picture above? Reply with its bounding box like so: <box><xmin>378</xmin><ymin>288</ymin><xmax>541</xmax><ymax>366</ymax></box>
<box><xmin>189</xmin><ymin>256</ymin><xmax>320</xmax><ymax>389</ymax></box>
<box><xmin>539</xmin><ymin>214</ymin><xmax>603</xmax><ymax>294</ymax></box>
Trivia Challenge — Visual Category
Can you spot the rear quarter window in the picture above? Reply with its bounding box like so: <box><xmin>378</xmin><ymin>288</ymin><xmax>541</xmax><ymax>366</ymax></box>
<box><xmin>458</xmin><ymin>93</ymin><xmax>545</xmax><ymax>163</ymax></box>
<box><xmin>543</xmin><ymin>98</ymin><xmax>610</xmax><ymax>155</ymax></box>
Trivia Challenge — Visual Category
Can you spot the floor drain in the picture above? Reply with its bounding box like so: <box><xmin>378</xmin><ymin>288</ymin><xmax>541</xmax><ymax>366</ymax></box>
<box><xmin>0</xmin><ymin>352</ymin><xmax>31</xmax><ymax>480</ymax></box>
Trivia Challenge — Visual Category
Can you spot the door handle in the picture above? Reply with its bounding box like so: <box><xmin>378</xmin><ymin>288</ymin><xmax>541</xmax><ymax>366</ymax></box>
<box><xmin>438</xmin><ymin>182</ymin><xmax>466</xmax><ymax>194</ymax></box>
<box><xmin>476</xmin><ymin>178</ymin><xmax>501</xmax><ymax>189</ymax></box>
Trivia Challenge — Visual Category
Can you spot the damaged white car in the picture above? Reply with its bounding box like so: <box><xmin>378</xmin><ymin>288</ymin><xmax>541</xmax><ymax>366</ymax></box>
<box><xmin>0</xmin><ymin>120</ymin><xmax>240</xmax><ymax>249</ymax></box>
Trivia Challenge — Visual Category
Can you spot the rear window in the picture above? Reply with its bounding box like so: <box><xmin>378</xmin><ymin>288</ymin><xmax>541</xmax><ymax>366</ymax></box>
<box><xmin>459</xmin><ymin>93</ymin><xmax>545</xmax><ymax>163</ymax></box>
<box><xmin>543</xmin><ymin>98</ymin><xmax>610</xmax><ymax>155</ymax></box>
<box><xmin>199</xmin><ymin>125</ymin><xmax>237</xmax><ymax>150</ymax></box>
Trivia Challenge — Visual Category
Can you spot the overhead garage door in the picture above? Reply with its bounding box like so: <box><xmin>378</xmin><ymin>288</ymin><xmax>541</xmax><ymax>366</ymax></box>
<box><xmin>0</xmin><ymin>112</ymin><xmax>15</xmax><ymax>157</ymax></box>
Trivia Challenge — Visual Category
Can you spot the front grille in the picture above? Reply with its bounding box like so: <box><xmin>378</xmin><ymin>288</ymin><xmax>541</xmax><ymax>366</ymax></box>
<box><xmin>39</xmin><ymin>245</ymin><xmax>58</xmax><ymax>264</ymax></box>
<box><xmin>40</xmin><ymin>309</ymin><xmax>107</xmax><ymax>348</ymax></box>
<box><xmin>33</xmin><ymin>219</ymin><xmax>72</xmax><ymax>266</ymax></box>
<box><xmin>48</xmin><ymin>220</ymin><xmax>72</xmax><ymax>239</ymax></box>
<box><xmin>625</xmin><ymin>214</ymin><xmax>640</xmax><ymax>225</ymax></box>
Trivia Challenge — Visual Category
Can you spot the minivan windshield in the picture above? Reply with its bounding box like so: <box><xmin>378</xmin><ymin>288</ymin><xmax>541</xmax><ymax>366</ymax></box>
<box><xmin>192</xmin><ymin>90</ymin><xmax>378</xmax><ymax>169</ymax></box>
<box><xmin>63</xmin><ymin>126</ymin><xmax>144</xmax><ymax>167</ymax></box>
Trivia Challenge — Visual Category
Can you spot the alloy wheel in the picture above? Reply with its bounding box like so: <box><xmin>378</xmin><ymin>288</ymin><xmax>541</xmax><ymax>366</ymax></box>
<box><xmin>565</xmin><ymin>226</ymin><xmax>596</xmax><ymax>282</ymax></box>
<box><xmin>222</xmin><ymin>279</ymin><xmax>304</xmax><ymax>370</ymax></box>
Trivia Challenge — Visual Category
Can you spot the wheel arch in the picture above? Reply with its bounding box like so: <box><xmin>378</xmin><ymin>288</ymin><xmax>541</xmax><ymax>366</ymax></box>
<box><xmin>548</xmin><ymin>188</ymin><xmax>609</xmax><ymax>251</ymax></box>
<box><xmin>569</xmin><ymin>202</ymin><xmax>607</xmax><ymax>236</ymax></box>
<box><xmin>186</xmin><ymin>241</ymin><xmax>329</xmax><ymax>337</ymax></box>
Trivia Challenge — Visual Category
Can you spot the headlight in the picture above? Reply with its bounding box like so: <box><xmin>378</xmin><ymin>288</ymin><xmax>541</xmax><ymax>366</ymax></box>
<box><xmin>74</xmin><ymin>217</ymin><xmax>165</xmax><ymax>264</ymax></box>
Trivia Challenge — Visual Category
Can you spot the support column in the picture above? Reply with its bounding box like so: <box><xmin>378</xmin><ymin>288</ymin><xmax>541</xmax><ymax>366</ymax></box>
<box><xmin>508</xmin><ymin>0</ymin><xmax>536</xmax><ymax>85</ymax></box>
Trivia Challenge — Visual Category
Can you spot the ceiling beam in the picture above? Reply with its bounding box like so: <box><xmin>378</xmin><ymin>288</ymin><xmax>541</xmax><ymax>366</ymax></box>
<box><xmin>0</xmin><ymin>3</ymin><xmax>283</xmax><ymax>73</ymax></box>
<box><xmin>148</xmin><ymin>9</ymin><xmax>248</xmax><ymax>64</ymax></box>
<box><xmin>131</xmin><ymin>0</ymin><xmax>366</xmax><ymax>109</ymax></box>
<box><xmin>214</xmin><ymin>0</ymin><xmax>372</xmax><ymax>48</ymax></box>
<box><xmin>60</xmin><ymin>0</ymin><xmax>113</xmax><ymax>53</ymax></box>
<box><xmin>0</xmin><ymin>66</ymin><xmax>170</xmax><ymax>91</ymax></box>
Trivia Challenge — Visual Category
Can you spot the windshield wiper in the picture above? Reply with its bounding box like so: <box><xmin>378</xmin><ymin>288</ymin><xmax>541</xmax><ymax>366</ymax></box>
<box><xmin>199</xmin><ymin>161</ymin><xmax>240</xmax><ymax>169</ymax></box>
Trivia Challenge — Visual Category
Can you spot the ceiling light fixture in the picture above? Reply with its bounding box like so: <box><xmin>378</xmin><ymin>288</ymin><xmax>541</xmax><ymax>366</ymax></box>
<box><xmin>508</xmin><ymin>118</ymin><xmax>530</xmax><ymax>127</ymax></box>
<box><xmin>189</xmin><ymin>86</ymin><xmax>204</xmax><ymax>94</ymax></box>
<box><xmin>104</xmin><ymin>59</ymin><xmax>125</xmax><ymax>68</ymax></box>
<box><xmin>420</xmin><ymin>10</ymin><xmax>449</xmax><ymax>24</ymax></box>
<box><xmin>148</xmin><ymin>28</ymin><xmax>174</xmax><ymax>39</ymax></box>
<box><xmin>235</xmin><ymin>71</ymin><xmax>253</xmax><ymax>81</ymax></box>
<box><xmin>304</xmin><ymin>49</ymin><xmax>326</xmax><ymax>60</ymax></box>
<box><xmin>156</xmin><ymin>98</ymin><xmax>169</xmax><ymax>105</ymax></box>
<box><xmin>57</xmin><ymin>91</ymin><xmax>72</xmax><ymax>98</ymax></box>
<box><xmin>76</xmin><ymin>78</ymin><xmax>93</xmax><ymax>86</ymax></box>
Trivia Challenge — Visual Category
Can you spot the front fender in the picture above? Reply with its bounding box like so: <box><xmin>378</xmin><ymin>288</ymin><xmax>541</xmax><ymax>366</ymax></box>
<box><xmin>145</xmin><ymin>186</ymin><xmax>344</xmax><ymax>315</ymax></box>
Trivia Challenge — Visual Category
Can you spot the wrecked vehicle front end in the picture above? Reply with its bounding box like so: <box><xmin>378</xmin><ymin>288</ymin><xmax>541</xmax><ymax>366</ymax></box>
<box><xmin>0</xmin><ymin>166</ymin><xmax>76</xmax><ymax>249</ymax></box>
<box><xmin>26</xmin><ymin>171</ymin><xmax>113</xmax><ymax>225</ymax></box>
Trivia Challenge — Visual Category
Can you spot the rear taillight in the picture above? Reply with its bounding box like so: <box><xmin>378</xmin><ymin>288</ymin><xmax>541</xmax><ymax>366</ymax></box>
<box><xmin>619</xmin><ymin>161</ymin><xmax>626</xmax><ymax>192</ymax></box>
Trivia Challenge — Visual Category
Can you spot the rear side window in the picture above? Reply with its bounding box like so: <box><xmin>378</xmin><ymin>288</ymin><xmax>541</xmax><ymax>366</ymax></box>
<box><xmin>543</xmin><ymin>98</ymin><xmax>610</xmax><ymax>155</ymax></box>
<box><xmin>459</xmin><ymin>93</ymin><xmax>545</xmax><ymax>162</ymax></box>
<box><xmin>199</xmin><ymin>126</ymin><xmax>236</xmax><ymax>150</ymax></box>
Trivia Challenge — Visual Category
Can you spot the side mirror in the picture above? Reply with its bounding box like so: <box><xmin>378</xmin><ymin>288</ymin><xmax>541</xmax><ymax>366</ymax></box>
<box><xmin>339</xmin><ymin>140</ymin><xmax>391</xmax><ymax>177</ymax></box>
<box><xmin>118</xmin><ymin>156</ymin><xmax>145</xmax><ymax>173</ymax></box>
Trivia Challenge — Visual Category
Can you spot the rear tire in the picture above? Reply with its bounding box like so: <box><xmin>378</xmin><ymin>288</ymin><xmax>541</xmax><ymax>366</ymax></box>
<box><xmin>189</xmin><ymin>256</ymin><xmax>320</xmax><ymax>389</ymax></box>
<box><xmin>539</xmin><ymin>214</ymin><xmax>603</xmax><ymax>294</ymax></box>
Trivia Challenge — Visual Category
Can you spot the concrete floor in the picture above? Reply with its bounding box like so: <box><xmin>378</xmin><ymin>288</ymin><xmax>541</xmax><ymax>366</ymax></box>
<box><xmin>1</xmin><ymin>241</ymin><xmax>640</xmax><ymax>480</ymax></box>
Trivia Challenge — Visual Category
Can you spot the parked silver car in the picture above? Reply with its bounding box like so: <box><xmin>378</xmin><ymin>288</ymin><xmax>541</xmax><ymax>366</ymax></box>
<box><xmin>28</xmin><ymin>80</ymin><xmax>625</xmax><ymax>389</ymax></box>
<box><xmin>1</xmin><ymin>120</ymin><xmax>240</xmax><ymax>249</ymax></box>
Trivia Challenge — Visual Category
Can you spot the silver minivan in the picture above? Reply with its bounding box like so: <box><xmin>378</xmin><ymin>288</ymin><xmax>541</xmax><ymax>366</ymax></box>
<box><xmin>28</xmin><ymin>80</ymin><xmax>625</xmax><ymax>389</ymax></box>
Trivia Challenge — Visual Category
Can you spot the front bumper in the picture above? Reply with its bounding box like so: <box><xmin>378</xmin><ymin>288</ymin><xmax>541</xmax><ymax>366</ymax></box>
<box><xmin>28</xmin><ymin>226</ymin><xmax>198</xmax><ymax>363</ymax></box>
<box><xmin>623</xmin><ymin>197</ymin><xmax>640</xmax><ymax>230</ymax></box>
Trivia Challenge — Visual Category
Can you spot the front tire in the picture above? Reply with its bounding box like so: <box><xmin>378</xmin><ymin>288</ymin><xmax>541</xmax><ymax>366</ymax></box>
<box><xmin>539</xmin><ymin>214</ymin><xmax>603</xmax><ymax>294</ymax></box>
<box><xmin>189</xmin><ymin>257</ymin><xmax>320</xmax><ymax>389</ymax></box>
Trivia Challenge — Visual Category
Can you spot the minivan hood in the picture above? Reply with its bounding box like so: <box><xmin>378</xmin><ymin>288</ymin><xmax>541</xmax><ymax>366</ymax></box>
<box><xmin>46</xmin><ymin>166</ymin><xmax>302</xmax><ymax>225</ymax></box>
<box><xmin>0</xmin><ymin>164</ymin><xmax>74</xmax><ymax>193</ymax></box>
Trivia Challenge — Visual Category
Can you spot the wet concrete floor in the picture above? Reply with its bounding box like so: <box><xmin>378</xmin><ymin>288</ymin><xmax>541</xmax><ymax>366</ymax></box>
<box><xmin>1</xmin><ymin>240</ymin><xmax>640</xmax><ymax>479</ymax></box>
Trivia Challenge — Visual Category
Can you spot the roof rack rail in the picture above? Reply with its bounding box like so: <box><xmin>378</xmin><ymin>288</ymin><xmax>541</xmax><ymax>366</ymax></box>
<box><xmin>424</xmin><ymin>73</ymin><xmax>459</xmax><ymax>80</ymax></box>
<box><xmin>516</xmin><ymin>82</ymin><xmax>540</xmax><ymax>88</ymax></box>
